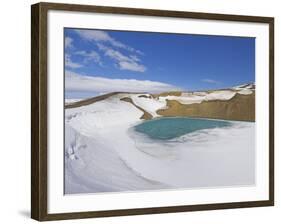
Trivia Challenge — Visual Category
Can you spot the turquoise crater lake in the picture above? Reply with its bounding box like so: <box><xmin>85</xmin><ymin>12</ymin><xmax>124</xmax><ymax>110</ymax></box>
<box><xmin>134</xmin><ymin>117</ymin><xmax>232</xmax><ymax>140</ymax></box>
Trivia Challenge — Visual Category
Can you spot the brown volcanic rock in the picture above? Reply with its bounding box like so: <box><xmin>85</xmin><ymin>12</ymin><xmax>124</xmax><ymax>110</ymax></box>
<box><xmin>65</xmin><ymin>92</ymin><xmax>145</xmax><ymax>109</ymax></box>
<box><xmin>152</xmin><ymin>91</ymin><xmax>182</xmax><ymax>98</ymax></box>
<box><xmin>157</xmin><ymin>93</ymin><xmax>255</xmax><ymax>122</ymax></box>
<box><xmin>138</xmin><ymin>94</ymin><xmax>152</xmax><ymax>98</ymax></box>
<box><xmin>65</xmin><ymin>92</ymin><xmax>121</xmax><ymax>109</ymax></box>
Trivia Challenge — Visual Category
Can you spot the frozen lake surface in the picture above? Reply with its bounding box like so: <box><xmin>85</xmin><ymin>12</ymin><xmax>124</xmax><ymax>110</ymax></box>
<box><xmin>134</xmin><ymin>117</ymin><xmax>232</xmax><ymax>140</ymax></box>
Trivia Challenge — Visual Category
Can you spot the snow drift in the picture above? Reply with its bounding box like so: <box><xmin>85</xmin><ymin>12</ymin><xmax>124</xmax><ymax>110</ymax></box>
<box><xmin>65</xmin><ymin>92</ymin><xmax>255</xmax><ymax>194</ymax></box>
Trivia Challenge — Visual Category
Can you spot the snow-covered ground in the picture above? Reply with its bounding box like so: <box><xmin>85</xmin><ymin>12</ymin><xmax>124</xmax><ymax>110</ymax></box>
<box><xmin>157</xmin><ymin>87</ymin><xmax>254</xmax><ymax>105</ymax></box>
<box><xmin>130</xmin><ymin>94</ymin><xmax>167</xmax><ymax>117</ymax></box>
<box><xmin>65</xmin><ymin>92</ymin><xmax>255</xmax><ymax>194</ymax></box>
<box><xmin>232</xmin><ymin>83</ymin><xmax>255</xmax><ymax>91</ymax></box>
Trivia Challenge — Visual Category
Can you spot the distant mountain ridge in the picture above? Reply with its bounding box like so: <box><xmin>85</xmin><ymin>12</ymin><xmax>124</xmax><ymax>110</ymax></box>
<box><xmin>65</xmin><ymin>83</ymin><xmax>255</xmax><ymax>122</ymax></box>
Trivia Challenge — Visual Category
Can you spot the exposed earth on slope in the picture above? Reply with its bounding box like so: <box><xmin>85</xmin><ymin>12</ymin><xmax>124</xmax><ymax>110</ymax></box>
<box><xmin>65</xmin><ymin>83</ymin><xmax>255</xmax><ymax>122</ymax></box>
<box><xmin>157</xmin><ymin>93</ymin><xmax>255</xmax><ymax>121</ymax></box>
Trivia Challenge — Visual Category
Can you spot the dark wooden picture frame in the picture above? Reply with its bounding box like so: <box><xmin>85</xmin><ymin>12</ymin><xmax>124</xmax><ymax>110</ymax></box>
<box><xmin>31</xmin><ymin>2</ymin><xmax>274</xmax><ymax>221</ymax></box>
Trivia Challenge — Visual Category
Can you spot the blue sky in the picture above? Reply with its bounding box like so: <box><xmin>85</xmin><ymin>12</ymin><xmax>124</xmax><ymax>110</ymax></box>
<box><xmin>65</xmin><ymin>28</ymin><xmax>255</xmax><ymax>99</ymax></box>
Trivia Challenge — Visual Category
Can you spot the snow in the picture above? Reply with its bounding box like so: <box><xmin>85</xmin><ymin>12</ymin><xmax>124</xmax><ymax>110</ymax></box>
<box><xmin>65</xmin><ymin>123</ymin><xmax>167</xmax><ymax>194</ymax></box>
<box><xmin>159</xmin><ymin>94</ymin><xmax>206</xmax><ymax>105</ymax></box>
<box><xmin>205</xmin><ymin>90</ymin><xmax>236</xmax><ymax>101</ymax></box>
<box><xmin>130</xmin><ymin>94</ymin><xmax>167</xmax><ymax>117</ymax></box>
<box><xmin>232</xmin><ymin>83</ymin><xmax>255</xmax><ymax>91</ymax></box>
<box><xmin>129</xmin><ymin>121</ymin><xmax>255</xmax><ymax>187</ymax></box>
<box><xmin>65</xmin><ymin>94</ymin><xmax>143</xmax><ymax>135</ymax></box>
<box><xmin>65</xmin><ymin>95</ymin><xmax>169</xmax><ymax>193</ymax></box>
<box><xmin>238</xmin><ymin>89</ymin><xmax>253</xmax><ymax>95</ymax></box>
<box><xmin>158</xmin><ymin>90</ymin><xmax>236</xmax><ymax>105</ymax></box>
<box><xmin>65</xmin><ymin>92</ymin><xmax>255</xmax><ymax>194</ymax></box>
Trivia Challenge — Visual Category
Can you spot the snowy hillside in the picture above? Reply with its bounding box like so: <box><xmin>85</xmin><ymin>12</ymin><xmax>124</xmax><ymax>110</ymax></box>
<box><xmin>65</xmin><ymin>84</ymin><xmax>255</xmax><ymax>194</ymax></box>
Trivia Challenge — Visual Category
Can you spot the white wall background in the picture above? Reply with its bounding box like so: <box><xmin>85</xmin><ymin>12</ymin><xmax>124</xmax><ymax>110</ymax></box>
<box><xmin>0</xmin><ymin>0</ymin><xmax>279</xmax><ymax>223</ymax></box>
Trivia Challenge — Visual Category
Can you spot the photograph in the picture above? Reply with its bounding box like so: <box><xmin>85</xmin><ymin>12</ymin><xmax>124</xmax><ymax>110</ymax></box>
<box><xmin>30</xmin><ymin>2</ymin><xmax>274</xmax><ymax>221</ymax></box>
<box><xmin>64</xmin><ymin>28</ymin><xmax>256</xmax><ymax>194</ymax></box>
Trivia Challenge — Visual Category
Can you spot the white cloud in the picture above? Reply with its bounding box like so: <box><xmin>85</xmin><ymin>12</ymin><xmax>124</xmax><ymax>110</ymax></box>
<box><xmin>201</xmin><ymin>79</ymin><xmax>221</xmax><ymax>84</ymax></box>
<box><xmin>65</xmin><ymin>70</ymin><xmax>179</xmax><ymax>93</ymax></box>
<box><xmin>97</xmin><ymin>44</ymin><xmax>146</xmax><ymax>72</ymax></box>
<box><xmin>74</xmin><ymin>29</ymin><xmax>146</xmax><ymax>72</ymax></box>
<box><xmin>118</xmin><ymin>61</ymin><xmax>146</xmax><ymax>72</ymax></box>
<box><xmin>76</xmin><ymin>30</ymin><xmax>111</xmax><ymax>42</ymax></box>
<box><xmin>75</xmin><ymin>29</ymin><xmax>141</xmax><ymax>54</ymax></box>
<box><xmin>75</xmin><ymin>50</ymin><xmax>103</xmax><ymax>66</ymax></box>
<box><xmin>65</xmin><ymin>54</ymin><xmax>83</xmax><ymax>68</ymax></box>
<box><xmin>65</xmin><ymin>37</ymin><xmax>73</xmax><ymax>48</ymax></box>
<box><xmin>130</xmin><ymin>55</ymin><xmax>141</xmax><ymax>62</ymax></box>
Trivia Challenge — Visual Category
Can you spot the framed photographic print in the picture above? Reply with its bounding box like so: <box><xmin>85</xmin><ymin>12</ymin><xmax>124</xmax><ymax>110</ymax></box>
<box><xmin>31</xmin><ymin>2</ymin><xmax>274</xmax><ymax>221</ymax></box>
